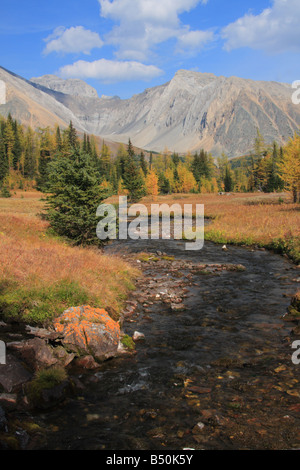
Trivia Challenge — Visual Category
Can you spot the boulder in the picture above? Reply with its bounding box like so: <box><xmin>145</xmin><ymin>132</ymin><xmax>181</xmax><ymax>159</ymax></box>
<box><xmin>0</xmin><ymin>393</ymin><xmax>18</xmax><ymax>408</ymax></box>
<box><xmin>53</xmin><ymin>306</ymin><xmax>121</xmax><ymax>362</ymax></box>
<box><xmin>8</xmin><ymin>338</ymin><xmax>75</xmax><ymax>372</ymax></box>
<box><xmin>132</xmin><ymin>331</ymin><xmax>145</xmax><ymax>342</ymax></box>
<box><xmin>0</xmin><ymin>354</ymin><xmax>32</xmax><ymax>392</ymax></box>
<box><xmin>25</xmin><ymin>325</ymin><xmax>60</xmax><ymax>340</ymax></box>
<box><xmin>18</xmin><ymin>338</ymin><xmax>58</xmax><ymax>371</ymax></box>
<box><xmin>74</xmin><ymin>355</ymin><xmax>99</xmax><ymax>370</ymax></box>
<box><xmin>34</xmin><ymin>379</ymin><xmax>71</xmax><ymax>410</ymax></box>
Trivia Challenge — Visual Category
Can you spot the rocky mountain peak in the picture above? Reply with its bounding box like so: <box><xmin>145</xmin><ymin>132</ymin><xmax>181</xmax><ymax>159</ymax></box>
<box><xmin>1</xmin><ymin>65</ymin><xmax>299</xmax><ymax>157</ymax></box>
<box><xmin>30</xmin><ymin>75</ymin><xmax>99</xmax><ymax>99</ymax></box>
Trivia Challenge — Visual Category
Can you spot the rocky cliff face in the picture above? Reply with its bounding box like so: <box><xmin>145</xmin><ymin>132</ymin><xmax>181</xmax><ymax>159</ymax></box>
<box><xmin>32</xmin><ymin>69</ymin><xmax>300</xmax><ymax>156</ymax></box>
<box><xmin>1</xmin><ymin>66</ymin><xmax>299</xmax><ymax>157</ymax></box>
<box><xmin>0</xmin><ymin>66</ymin><xmax>88</xmax><ymax>133</ymax></box>
<box><xmin>30</xmin><ymin>74</ymin><xmax>99</xmax><ymax>99</ymax></box>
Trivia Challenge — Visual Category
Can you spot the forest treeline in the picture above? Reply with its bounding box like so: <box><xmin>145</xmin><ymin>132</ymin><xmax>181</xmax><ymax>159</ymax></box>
<box><xmin>0</xmin><ymin>113</ymin><xmax>299</xmax><ymax>202</ymax></box>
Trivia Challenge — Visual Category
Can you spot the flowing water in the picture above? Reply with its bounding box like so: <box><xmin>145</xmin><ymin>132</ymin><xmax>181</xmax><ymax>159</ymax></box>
<box><xmin>32</xmin><ymin>237</ymin><xmax>300</xmax><ymax>450</ymax></box>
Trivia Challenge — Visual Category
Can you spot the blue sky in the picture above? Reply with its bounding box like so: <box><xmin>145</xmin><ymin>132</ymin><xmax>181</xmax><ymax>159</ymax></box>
<box><xmin>1</xmin><ymin>0</ymin><xmax>300</xmax><ymax>98</ymax></box>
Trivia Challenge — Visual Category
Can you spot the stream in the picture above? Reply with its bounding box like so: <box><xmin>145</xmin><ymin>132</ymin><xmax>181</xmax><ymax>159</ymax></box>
<box><xmin>31</xmin><ymin>237</ymin><xmax>300</xmax><ymax>450</ymax></box>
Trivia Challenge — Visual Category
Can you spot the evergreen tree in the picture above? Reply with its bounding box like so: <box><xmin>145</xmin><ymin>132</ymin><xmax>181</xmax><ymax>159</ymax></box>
<box><xmin>127</xmin><ymin>138</ymin><xmax>135</xmax><ymax>159</ymax></box>
<box><xmin>86</xmin><ymin>135</ymin><xmax>94</xmax><ymax>158</ymax></box>
<box><xmin>173</xmin><ymin>166</ymin><xmax>180</xmax><ymax>190</ymax></box>
<box><xmin>66</xmin><ymin>121</ymin><xmax>80</xmax><ymax>154</ymax></box>
<box><xmin>149</xmin><ymin>152</ymin><xmax>153</xmax><ymax>170</ymax></box>
<box><xmin>192</xmin><ymin>149</ymin><xmax>213</xmax><ymax>183</ymax></box>
<box><xmin>116</xmin><ymin>143</ymin><xmax>129</xmax><ymax>180</ymax></box>
<box><xmin>55</xmin><ymin>126</ymin><xmax>63</xmax><ymax>154</ymax></box>
<box><xmin>123</xmin><ymin>144</ymin><xmax>146</xmax><ymax>202</ymax></box>
<box><xmin>266</xmin><ymin>141</ymin><xmax>284</xmax><ymax>192</ymax></box>
<box><xmin>224</xmin><ymin>165</ymin><xmax>234</xmax><ymax>192</ymax></box>
<box><xmin>110</xmin><ymin>165</ymin><xmax>118</xmax><ymax>193</ymax></box>
<box><xmin>171</xmin><ymin>152</ymin><xmax>180</xmax><ymax>167</ymax></box>
<box><xmin>23</xmin><ymin>128</ymin><xmax>36</xmax><ymax>179</ymax></box>
<box><xmin>82</xmin><ymin>133</ymin><xmax>88</xmax><ymax>154</ymax></box>
<box><xmin>36</xmin><ymin>149</ymin><xmax>51</xmax><ymax>191</ymax></box>
<box><xmin>0</xmin><ymin>184</ymin><xmax>11</xmax><ymax>198</ymax></box>
<box><xmin>0</xmin><ymin>127</ymin><xmax>8</xmax><ymax>185</ymax></box>
<box><xmin>4</xmin><ymin>115</ymin><xmax>15</xmax><ymax>169</ymax></box>
<box><xmin>99</xmin><ymin>141</ymin><xmax>111</xmax><ymax>179</ymax></box>
<box><xmin>45</xmin><ymin>151</ymin><xmax>106</xmax><ymax>245</ymax></box>
<box><xmin>12</xmin><ymin>120</ymin><xmax>22</xmax><ymax>171</ymax></box>
<box><xmin>158</xmin><ymin>172</ymin><xmax>171</xmax><ymax>194</ymax></box>
<box><xmin>140</xmin><ymin>151</ymin><xmax>148</xmax><ymax>176</ymax></box>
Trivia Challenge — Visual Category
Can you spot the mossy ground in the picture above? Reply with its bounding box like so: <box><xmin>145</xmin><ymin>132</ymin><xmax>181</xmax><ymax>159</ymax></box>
<box><xmin>26</xmin><ymin>368</ymin><xmax>68</xmax><ymax>405</ymax></box>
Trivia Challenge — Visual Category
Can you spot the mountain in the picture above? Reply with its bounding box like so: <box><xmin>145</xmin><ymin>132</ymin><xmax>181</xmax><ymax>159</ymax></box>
<box><xmin>30</xmin><ymin>75</ymin><xmax>99</xmax><ymax>99</ymax></box>
<box><xmin>1</xmin><ymin>66</ymin><xmax>300</xmax><ymax>157</ymax></box>
<box><xmin>29</xmin><ymin>70</ymin><xmax>300</xmax><ymax>157</ymax></box>
<box><xmin>0</xmin><ymin>66</ymin><xmax>89</xmax><ymax>133</ymax></box>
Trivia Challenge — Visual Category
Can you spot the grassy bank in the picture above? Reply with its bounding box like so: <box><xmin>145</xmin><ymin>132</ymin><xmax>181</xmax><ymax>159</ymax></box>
<box><xmin>0</xmin><ymin>191</ymin><xmax>139</xmax><ymax>326</ymax></box>
<box><xmin>1</xmin><ymin>191</ymin><xmax>299</xmax><ymax>326</ymax></box>
<box><xmin>107</xmin><ymin>192</ymin><xmax>299</xmax><ymax>264</ymax></box>
<box><xmin>198</xmin><ymin>193</ymin><xmax>300</xmax><ymax>264</ymax></box>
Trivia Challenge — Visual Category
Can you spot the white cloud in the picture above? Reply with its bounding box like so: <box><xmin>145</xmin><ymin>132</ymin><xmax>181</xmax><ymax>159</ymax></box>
<box><xmin>98</xmin><ymin>0</ymin><xmax>213</xmax><ymax>59</ymax></box>
<box><xmin>44</xmin><ymin>26</ymin><xmax>104</xmax><ymax>55</ymax></box>
<box><xmin>59</xmin><ymin>58</ymin><xmax>163</xmax><ymax>82</ymax></box>
<box><xmin>100</xmin><ymin>0</ymin><xmax>200</xmax><ymax>25</ymax></box>
<box><xmin>177</xmin><ymin>29</ymin><xmax>215</xmax><ymax>51</ymax></box>
<box><xmin>222</xmin><ymin>0</ymin><xmax>300</xmax><ymax>53</ymax></box>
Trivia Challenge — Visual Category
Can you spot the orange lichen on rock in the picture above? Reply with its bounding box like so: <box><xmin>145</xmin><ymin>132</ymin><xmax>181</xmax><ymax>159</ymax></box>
<box><xmin>53</xmin><ymin>306</ymin><xmax>121</xmax><ymax>362</ymax></box>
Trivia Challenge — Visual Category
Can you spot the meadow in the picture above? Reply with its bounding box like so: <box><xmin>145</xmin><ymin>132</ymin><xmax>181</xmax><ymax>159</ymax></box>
<box><xmin>135</xmin><ymin>191</ymin><xmax>300</xmax><ymax>264</ymax></box>
<box><xmin>0</xmin><ymin>190</ymin><xmax>299</xmax><ymax>326</ymax></box>
<box><xmin>0</xmin><ymin>191</ymin><xmax>138</xmax><ymax>325</ymax></box>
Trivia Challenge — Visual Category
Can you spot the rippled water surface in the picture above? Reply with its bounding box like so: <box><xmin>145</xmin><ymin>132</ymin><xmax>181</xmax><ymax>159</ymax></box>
<box><xmin>34</xmin><ymin>238</ymin><xmax>300</xmax><ymax>450</ymax></box>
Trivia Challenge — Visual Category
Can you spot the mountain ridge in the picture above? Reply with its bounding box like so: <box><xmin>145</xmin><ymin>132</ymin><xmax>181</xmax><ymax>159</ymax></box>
<box><xmin>0</xmin><ymin>65</ymin><xmax>299</xmax><ymax>157</ymax></box>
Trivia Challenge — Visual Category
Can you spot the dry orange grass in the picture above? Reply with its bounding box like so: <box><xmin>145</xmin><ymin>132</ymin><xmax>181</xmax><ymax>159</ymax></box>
<box><xmin>107</xmin><ymin>191</ymin><xmax>300</xmax><ymax>260</ymax></box>
<box><xmin>154</xmin><ymin>193</ymin><xmax>299</xmax><ymax>257</ymax></box>
<box><xmin>2</xmin><ymin>190</ymin><xmax>298</xmax><ymax>324</ymax></box>
<box><xmin>0</xmin><ymin>191</ymin><xmax>139</xmax><ymax>321</ymax></box>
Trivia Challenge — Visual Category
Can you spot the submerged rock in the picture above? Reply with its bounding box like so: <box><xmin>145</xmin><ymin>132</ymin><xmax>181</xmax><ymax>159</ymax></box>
<box><xmin>132</xmin><ymin>331</ymin><xmax>145</xmax><ymax>342</ymax></box>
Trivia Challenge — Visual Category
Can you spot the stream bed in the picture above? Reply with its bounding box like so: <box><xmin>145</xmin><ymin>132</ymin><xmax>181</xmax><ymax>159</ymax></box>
<box><xmin>31</xmin><ymin>238</ymin><xmax>300</xmax><ymax>450</ymax></box>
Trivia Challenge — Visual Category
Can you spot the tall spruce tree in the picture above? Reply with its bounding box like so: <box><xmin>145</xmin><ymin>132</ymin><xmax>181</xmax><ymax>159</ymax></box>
<box><xmin>123</xmin><ymin>139</ymin><xmax>146</xmax><ymax>202</ymax></box>
<box><xmin>149</xmin><ymin>152</ymin><xmax>153</xmax><ymax>170</ymax></box>
<box><xmin>23</xmin><ymin>128</ymin><xmax>36</xmax><ymax>179</ymax></box>
<box><xmin>192</xmin><ymin>149</ymin><xmax>213</xmax><ymax>183</ymax></box>
<box><xmin>45</xmin><ymin>151</ymin><xmax>107</xmax><ymax>245</ymax></box>
<box><xmin>99</xmin><ymin>141</ymin><xmax>111</xmax><ymax>179</ymax></box>
<box><xmin>66</xmin><ymin>121</ymin><xmax>80</xmax><ymax>154</ymax></box>
<box><xmin>36</xmin><ymin>149</ymin><xmax>51</xmax><ymax>191</ymax></box>
<box><xmin>4</xmin><ymin>115</ymin><xmax>15</xmax><ymax>169</ymax></box>
<box><xmin>140</xmin><ymin>151</ymin><xmax>148</xmax><ymax>176</ymax></box>
<box><xmin>127</xmin><ymin>138</ymin><xmax>135</xmax><ymax>159</ymax></box>
<box><xmin>55</xmin><ymin>126</ymin><xmax>63</xmax><ymax>154</ymax></box>
<box><xmin>0</xmin><ymin>127</ymin><xmax>8</xmax><ymax>185</ymax></box>
<box><xmin>224</xmin><ymin>165</ymin><xmax>234</xmax><ymax>192</ymax></box>
<box><xmin>12</xmin><ymin>120</ymin><xmax>22</xmax><ymax>171</ymax></box>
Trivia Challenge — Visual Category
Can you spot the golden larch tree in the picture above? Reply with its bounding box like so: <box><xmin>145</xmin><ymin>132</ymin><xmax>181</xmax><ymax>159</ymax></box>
<box><xmin>145</xmin><ymin>169</ymin><xmax>159</xmax><ymax>201</ymax></box>
<box><xmin>279</xmin><ymin>133</ymin><xmax>300</xmax><ymax>202</ymax></box>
